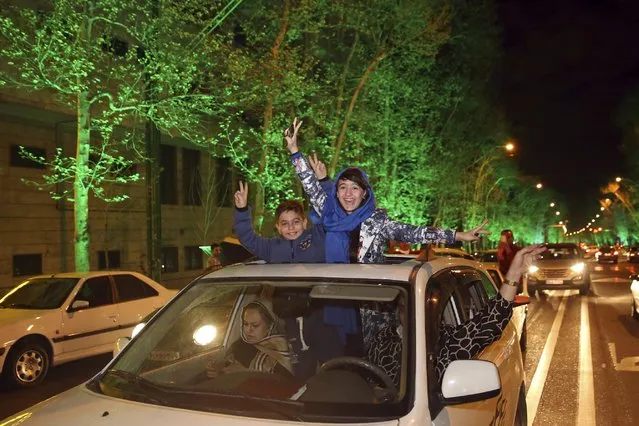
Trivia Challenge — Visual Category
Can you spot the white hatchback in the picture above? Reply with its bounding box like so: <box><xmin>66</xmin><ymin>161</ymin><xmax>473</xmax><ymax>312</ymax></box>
<box><xmin>0</xmin><ymin>271</ymin><xmax>176</xmax><ymax>387</ymax></box>
<box><xmin>0</xmin><ymin>260</ymin><xmax>528</xmax><ymax>425</ymax></box>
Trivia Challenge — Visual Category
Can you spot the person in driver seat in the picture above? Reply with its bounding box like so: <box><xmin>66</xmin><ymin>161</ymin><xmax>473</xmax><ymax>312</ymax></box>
<box><xmin>207</xmin><ymin>299</ymin><xmax>294</xmax><ymax>378</ymax></box>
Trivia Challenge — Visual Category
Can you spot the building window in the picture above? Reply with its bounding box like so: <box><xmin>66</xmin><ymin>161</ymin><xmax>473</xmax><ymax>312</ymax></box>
<box><xmin>10</xmin><ymin>145</ymin><xmax>46</xmax><ymax>169</ymax></box>
<box><xmin>161</xmin><ymin>247</ymin><xmax>179</xmax><ymax>273</ymax></box>
<box><xmin>183</xmin><ymin>148</ymin><xmax>202</xmax><ymax>206</ymax></box>
<box><xmin>98</xmin><ymin>250</ymin><xmax>121</xmax><ymax>270</ymax></box>
<box><xmin>160</xmin><ymin>144</ymin><xmax>178</xmax><ymax>205</ymax></box>
<box><xmin>184</xmin><ymin>246</ymin><xmax>204</xmax><ymax>270</ymax></box>
<box><xmin>12</xmin><ymin>254</ymin><xmax>43</xmax><ymax>277</ymax></box>
<box><xmin>216</xmin><ymin>157</ymin><xmax>233</xmax><ymax>207</ymax></box>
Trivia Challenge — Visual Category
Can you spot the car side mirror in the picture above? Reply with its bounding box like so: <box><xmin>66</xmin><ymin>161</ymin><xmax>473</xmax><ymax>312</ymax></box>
<box><xmin>513</xmin><ymin>294</ymin><xmax>530</xmax><ymax>307</ymax></box>
<box><xmin>440</xmin><ymin>360</ymin><xmax>501</xmax><ymax>404</ymax></box>
<box><xmin>629</xmin><ymin>274</ymin><xmax>639</xmax><ymax>281</ymax></box>
<box><xmin>69</xmin><ymin>300</ymin><xmax>89</xmax><ymax>312</ymax></box>
<box><xmin>113</xmin><ymin>337</ymin><xmax>131</xmax><ymax>358</ymax></box>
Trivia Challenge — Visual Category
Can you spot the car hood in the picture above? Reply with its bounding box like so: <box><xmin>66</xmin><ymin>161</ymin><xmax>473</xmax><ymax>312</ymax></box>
<box><xmin>534</xmin><ymin>259</ymin><xmax>583</xmax><ymax>269</ymax></box>
<box><xmin>0</xmin><ymin>308</ymin><xmax>55</xmax><ymax>325</ymax></box>
<box><xmin>1</xmin><ymin>386</ymin><xmax>398</xmax><ymax>426</ymax></box>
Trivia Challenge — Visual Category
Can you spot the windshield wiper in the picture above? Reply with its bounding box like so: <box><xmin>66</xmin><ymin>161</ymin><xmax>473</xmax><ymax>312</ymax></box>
<box><xmin>0</xmin><ymin>303</ymin><xmax>33</xmax><ymax>309</ymax></box>
<box><xmin>102</xmin><ymin>369</ymin><xmax>171</xmax><ymax>405</ymax></box>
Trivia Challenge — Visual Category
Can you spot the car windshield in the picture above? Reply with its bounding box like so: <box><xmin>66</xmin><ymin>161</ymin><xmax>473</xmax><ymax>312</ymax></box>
<box><xmin>92</xmin><ymin>279</ymin><xmax>410</xmax><ymax>421</ymax></box>
<box><xmin>540</xmin><ymin>247</ymin><xmax>579</xmax><ymax>260</ymax></box>
<box><xmin>0</xmin><ymin>277</ymin><xmax>79</xmax><ymax>309</ymax></box>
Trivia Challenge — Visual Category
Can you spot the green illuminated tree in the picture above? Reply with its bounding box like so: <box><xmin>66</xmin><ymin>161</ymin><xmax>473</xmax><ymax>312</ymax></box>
<box><xmin>0</xmin><ymin>0</ymin><xmax>242</xmax><ymax>271</ymax></box>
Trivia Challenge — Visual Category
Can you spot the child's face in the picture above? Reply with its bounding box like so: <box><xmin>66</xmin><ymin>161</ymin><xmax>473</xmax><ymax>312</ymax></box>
<box><xmin>275</xmin><ymin>210</ymin><xmax>307</xmax><ymax>240</ymax></box>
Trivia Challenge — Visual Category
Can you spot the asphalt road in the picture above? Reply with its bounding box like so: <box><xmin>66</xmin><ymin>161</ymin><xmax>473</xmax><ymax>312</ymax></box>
<box><xmin>523</xmin><ymin>260</ymin><xmax>639</xmax><ymax>426</ymax></box>
<box><xmin>0</xmin><ymin>260</ymin><xmax>637</xmax><ymax>424</ymax></box>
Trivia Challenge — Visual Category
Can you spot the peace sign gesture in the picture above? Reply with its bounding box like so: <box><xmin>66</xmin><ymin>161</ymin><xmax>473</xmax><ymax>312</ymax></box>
<box><xmin>284</xmin><ymin>117</ymin><xmax>303</xmax><ymax>154</ymax></box>
<box><xmin>455</xmin><ymin>219</ymin><xmax>490</xmax><ymax>242</ymax></box>
<box><xmin>234</xmin><ymin>181</ymin><xmax>249</xmax><ymax>209</ymax></box>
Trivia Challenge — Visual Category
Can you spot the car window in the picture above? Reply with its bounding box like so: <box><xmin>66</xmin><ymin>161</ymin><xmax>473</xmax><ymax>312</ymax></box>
<box><xmin>442</xmin><ymin>294</ymin><xmax>461</xmax><ymax>326</ymax></box>
<box><xmin>540</xmin><ymin>246</ymin><xmax>579</xmax><ymax>259</ymax></box>
<box><xmin>453</xmin><ymin>269</ymin><xmax>490</xmax><ymax>319</ymax></box>
<box><xmin>114</xmin><ymin>274</ymin><xmax>159</xmax><ymax>302</ymax></box>
<box><xmin>0</xmin><ymin>278</ymin><xmax>79</xmax><ymax>309</ymax></box>
<box><xmin>481</xmin><ymin>271</ymin><xmax>499</xmax><ymax>298</ymax></box>
<box><xmin>75</xmin><ymin>276</ymin><xmax>113</xmax><ymax>308</ymax></box>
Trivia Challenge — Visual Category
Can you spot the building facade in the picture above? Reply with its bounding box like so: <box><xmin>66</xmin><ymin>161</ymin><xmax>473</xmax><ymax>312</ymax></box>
<box><xmin>0</xmin><ymin>93</ymin><xmax>242</xmax><ymax>292</ymax></box>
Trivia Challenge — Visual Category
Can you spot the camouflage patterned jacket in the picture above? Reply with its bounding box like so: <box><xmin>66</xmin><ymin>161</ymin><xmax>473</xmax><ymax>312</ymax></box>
<box><xmin>291</xmin><ymin>152</ymin><xmax>456</xmax><ymax>263</ymax></box>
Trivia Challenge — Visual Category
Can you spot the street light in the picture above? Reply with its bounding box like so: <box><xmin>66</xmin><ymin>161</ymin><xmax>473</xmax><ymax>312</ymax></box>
<box><xmin>616</xmin><ymin>176</ymin><xmax>622</xmax><ymax>182</ymax></box>
<box><xmin>600</xmin><ymin>207</ymin><xmax>605</xmax><ymax>211</ymax></box>
<box><xmin>550</xmin><ymin>202</ymin><xmax>555</xmax><ymax>207</ymax></box>
<box><xmin>536</xmin><ymin>183</ymin><xmax>543</xmax><ymax>189</ymax></box>
<box><xmin>555</xmin><ymin>211</ymin><xmax>560</xmax><ymax>216</ymax></box>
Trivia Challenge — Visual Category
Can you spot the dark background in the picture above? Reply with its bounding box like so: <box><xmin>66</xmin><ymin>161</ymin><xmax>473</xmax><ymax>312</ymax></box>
<box><xmin>496</xmin><ymin>0</ymin><xmax>639</xmax><ymax>228</ymax></box>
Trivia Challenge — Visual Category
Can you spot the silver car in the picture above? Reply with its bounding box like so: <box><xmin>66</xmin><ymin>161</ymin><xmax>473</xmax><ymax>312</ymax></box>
<box><xmin>526</xmin><ymin>243</ymin><xmax>590</xmax><ymax>296</ymax></box>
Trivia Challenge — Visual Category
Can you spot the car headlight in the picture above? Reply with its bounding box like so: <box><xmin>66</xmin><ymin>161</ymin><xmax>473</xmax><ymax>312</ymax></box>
<box><xmin>131</xmin><ymin>322</ymin><xmax>145</xmax><ymax>339</ymax></box>
<box><xmin>529</xmin><ymin>265</ymin><xmax>539</xmax><ymax>273</ymax></box>
<box><xmin>193</xmin><ymin>324</ymin><xmax>217</xmax><ymax>346</ymax></box>
<box><xmin>570</xmin><ymin>263</ymin><xmax>585</xmax><ymax>273</ymax></box>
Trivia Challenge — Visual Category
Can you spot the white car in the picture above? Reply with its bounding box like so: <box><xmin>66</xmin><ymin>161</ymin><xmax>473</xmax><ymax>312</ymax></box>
<box><xmin>630</xmin><ymin>274</ymin><xmax>639</xmax><ymax>320</ymax></box>
<box><xmin>1</xmin><ymin>259</ymin><xmax>529</xmax><ymax>425</ymax></box>
<box><xmin>0</xmin><ymin>271</ymin><xmax>176</xmax><ymax>387</ymax></box>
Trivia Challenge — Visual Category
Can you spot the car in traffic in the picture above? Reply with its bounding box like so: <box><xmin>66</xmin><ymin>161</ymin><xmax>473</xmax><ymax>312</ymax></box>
<box><xmin>627</xmin><ymin>247</ymin><xmax>639</xmax><ymax>263</ymax></box>
<box><xmin>526</xmin><ymin>243</ymin><xmax>590</xmax><ymax>296</ymax></box>
<box><xmin>583</xmin><ymin>245</ymin><xmax>598</xmax><ymax>259</ymax></box>
<box><xmin>595</xmin><ymin>246</ymin><xmax>619</xmax><ymax>264</ymax></box>
<box><xmin>0</xmin><ymin>271</ymin><xmax>176</xmax><ymax>388</ymax></box>
<box><xmin>1</xmin><ymin>259</ymin><xmax>529</xmax><ymax>425</ymax></box>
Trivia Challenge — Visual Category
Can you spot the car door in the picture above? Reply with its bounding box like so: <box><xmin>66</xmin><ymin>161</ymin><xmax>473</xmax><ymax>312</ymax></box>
<box><xmin>61</xmin><ymin>275</ymin><xmax>120</xmax><ymax>356</ymax></box>
<box><xmin>450</xmin><ymin>268</ymin><xmax>523</xmax><ymax>426</ymax></box>
<box><xmin>112</xmin><ymin>274</ymin><xmax>163</xmax><ymax>334</ymax></box>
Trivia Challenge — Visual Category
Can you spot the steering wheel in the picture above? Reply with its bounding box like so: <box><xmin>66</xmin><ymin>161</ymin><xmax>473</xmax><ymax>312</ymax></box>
<box><xmin>319</xmin><ymin>356</ymin><xmax>398</xmax><ymax>402</ymax></box>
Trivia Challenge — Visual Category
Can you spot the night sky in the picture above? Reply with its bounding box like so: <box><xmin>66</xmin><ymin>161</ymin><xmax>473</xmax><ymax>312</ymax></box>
<box><xmin>497</xmin><ymin>0</ymin><xmax>639</xmax><ymax>229</ymax></box>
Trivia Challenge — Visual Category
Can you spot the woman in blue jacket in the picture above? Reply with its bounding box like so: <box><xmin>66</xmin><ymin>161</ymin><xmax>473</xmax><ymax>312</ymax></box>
<box><xmin>284</xmin><ymin>118</ymin><xmax>488</xmax><ymax>264</ymax></box>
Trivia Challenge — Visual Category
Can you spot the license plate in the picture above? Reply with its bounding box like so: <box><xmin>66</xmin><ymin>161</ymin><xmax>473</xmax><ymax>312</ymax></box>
<box><xmin>546</xmin><ymin>279</ymin><xmax>563</xmax><ymax>284</ymax></box>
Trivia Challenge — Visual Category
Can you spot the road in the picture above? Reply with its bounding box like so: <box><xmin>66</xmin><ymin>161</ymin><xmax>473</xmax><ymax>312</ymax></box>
<box><xmin>524</xmin><ymin>260</ymin><xmax>639</xmax><ymax>426</ymax></box>
<box><xmin>0</xmin><ymin>260</ymin><xmax>637</xmax><ymax>424</ymax></box>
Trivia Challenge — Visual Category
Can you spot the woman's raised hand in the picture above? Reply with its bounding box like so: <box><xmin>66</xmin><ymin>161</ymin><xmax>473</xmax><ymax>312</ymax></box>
<box><xmin>284</xmin><ymin>117</ymin><xmax>303</xmax><ymax>154</ymax></box>
<box><xmin>234</xmin><ymin>181</ymin><xmax>249</xmax><ymax>209</ymax></box>
<box><xmin>455</xmin><ymin>219</ymin><xmax>490</xmax><ymax>242</ymax></box>
<box><xmin>309</xmin><ymin>152</ymin><xmax>328</xmax><ymax>180</ymax></box>
<box><xmin>505</xmin><ymin>244</ymin><xmax>546</xmax><ymax>282</ymax></box>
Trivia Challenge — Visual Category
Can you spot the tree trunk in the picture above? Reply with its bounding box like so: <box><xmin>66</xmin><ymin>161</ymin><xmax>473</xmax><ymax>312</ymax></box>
<box><xmin>254</xmin><ymin>0</ymin><xmax>290</xmax><ymax>229</ymax></box>
<box><xmin>74</xmin><ymin>91</ymin><xmax>91</xmax><ymax>272</ymax></box>
<box><xmin>330</xmin><ymin>50</ymin><xmax>386</xmax><ymax>176</ymax></box>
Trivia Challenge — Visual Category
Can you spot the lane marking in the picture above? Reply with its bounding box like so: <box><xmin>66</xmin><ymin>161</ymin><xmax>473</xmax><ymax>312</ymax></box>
<box><xmin>527</xmin><ymin>290</ymin><xmax>569</xmax><ymax>424</ymax></box>
<box><xmin>608</xmin><ymin>342</ymin><xmax>639</xmax><ymax>372</ymax></box>
<box><xmin>578</xmin><ymin>297</ymin><xmax>596</xmax><ymax>426</ymax></box>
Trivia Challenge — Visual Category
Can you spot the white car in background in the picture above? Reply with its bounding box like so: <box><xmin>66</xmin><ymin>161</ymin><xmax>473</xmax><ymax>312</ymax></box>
<box><xmin>630</xmin><ymin>274</ymin><xmax>639</xmax><ymax>320</ymax></box>
<box><xmin>2</xmin><ymin>259</ymin><xmax>529</xmax><ymax>426</ymax></box>
<box><xmin>0</xmin><ymin>271</ymin><xmax>176</xmax><ymax>387</ymax></box>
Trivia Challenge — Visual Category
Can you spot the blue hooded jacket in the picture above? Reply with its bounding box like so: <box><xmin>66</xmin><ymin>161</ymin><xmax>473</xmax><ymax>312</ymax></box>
<box><xmin>321</xmin><ymin>167</ymin><xmax>376</xmax><ymax>263</ymax></box>
<box><xmin>234</xmin><ymin>207</ymin><xmax>326</xmax><ymax>263</ymax></box>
